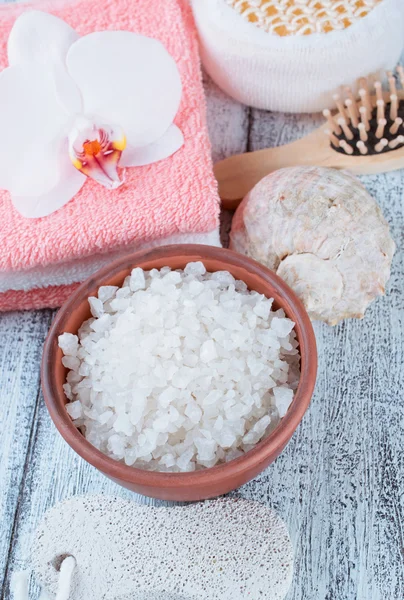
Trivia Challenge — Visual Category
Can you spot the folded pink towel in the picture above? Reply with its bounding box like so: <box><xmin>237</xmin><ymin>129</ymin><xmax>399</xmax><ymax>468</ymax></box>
<box><xmin>0</xmin><ymin>0</ymin><xmax>220</xmax><ymax>312</ymax></box>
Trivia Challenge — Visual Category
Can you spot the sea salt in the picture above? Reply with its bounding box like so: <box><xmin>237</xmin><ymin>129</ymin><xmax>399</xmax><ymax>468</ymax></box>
<box><xmin>59</xmin><ymin>263</ymin><xmax>300</xmax><ymax>472</ymax></box>
<box><xmin>58</xmin><ymin>333</ymin><xmax>79</xmax><ymax>357</ymax></box>
<box><xmin>273</xmin><ymin>386</ymin><xmax>295</xmax><ymax>418</ymax></box>
<box><xmin>88</xmin><ymin>296</ymin><xmax>104</xmax><ymax>318</ymax></box>
<box><xmin>97</xmin><ymin>286</ymin><xmax>118</xmax><ymax>303</ymax></box>
<box><xmin>66</xmin><ymin>400</ymin><xmax>83</xmax><ymax>420</ymax></box>
<box><xmin>129</xmin><ymin>267</ymin><xmax>146</xmax><ymax>292</ymax></box>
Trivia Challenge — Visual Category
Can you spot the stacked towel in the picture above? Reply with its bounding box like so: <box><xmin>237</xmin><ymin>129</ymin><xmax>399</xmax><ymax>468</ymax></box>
<box><xmin>0</xmin><ymin>0</ymin><xmax>220</xmax><ymax>311</ymax></box>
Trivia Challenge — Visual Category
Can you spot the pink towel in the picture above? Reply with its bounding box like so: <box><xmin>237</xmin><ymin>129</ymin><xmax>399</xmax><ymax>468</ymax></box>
<box><xmin>0</xmin><ymin>0</ymin><xmax>220</xmax><ymax>312</ymax></box>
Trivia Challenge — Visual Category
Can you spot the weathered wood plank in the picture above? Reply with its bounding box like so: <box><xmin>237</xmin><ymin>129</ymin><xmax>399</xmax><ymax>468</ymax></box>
<box><xmin>0</xmin><ymin>80</ymin><xmax>403</xmax><ymax>600</ymax></box>
<box><xmin>203</xmin><ymin>71</ymin><xmax>250</xmax><ymax>163</ymax></box>
<box><xmin>248</xmin><ymin>109</ymin><xmax>323</xmax><ymax>153</ymax></box>
<box><xmin>204</xmin><ymin>72</ymin><xmax>250</xmax><ymax>248</ymax></box>
<box><xmin>0</xmin><ymin>310</ymin><xmax>53</xmax><ymax>594</ymax></box>
<box><xmin>239</xmin><ymin>109</ymin><xmax>404</xmax><ymax>600</ymax></box>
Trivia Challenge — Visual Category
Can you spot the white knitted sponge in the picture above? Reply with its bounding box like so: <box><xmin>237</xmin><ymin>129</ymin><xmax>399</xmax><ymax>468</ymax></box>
<box><xmin>191</xmin><ymin>0</ymin><xmax>404</xmax><ymax>112</ymax></box>
<box><xmin>31</xmin><ymin>496</ymin><xmax>293</xmax><ymax>600</ymax></box>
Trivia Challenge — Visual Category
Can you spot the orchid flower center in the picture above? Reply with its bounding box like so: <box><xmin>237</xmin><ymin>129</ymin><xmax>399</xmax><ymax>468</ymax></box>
<box><xmin>82</xmin><ymin>139</ymin><xmax>102</xmax><ymax>156</ymax></box>
<box><xmin>68</xmin><ymin>119</ymin><xmax>127</xmax><ymax>190</ymax></box>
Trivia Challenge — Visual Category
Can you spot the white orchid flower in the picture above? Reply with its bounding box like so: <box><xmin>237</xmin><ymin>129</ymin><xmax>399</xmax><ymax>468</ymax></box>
<box><xmin>0</xmin><ymin>11</ymin><xmax>183</xmax><ymax>218</ymax></box>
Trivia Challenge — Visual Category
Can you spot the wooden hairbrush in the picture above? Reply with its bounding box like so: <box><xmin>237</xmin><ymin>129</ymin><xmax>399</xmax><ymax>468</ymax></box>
<box><xmin>215</xmin><ymin>67</ymin><xmax>404</xmax><ymax>210</ymax></box>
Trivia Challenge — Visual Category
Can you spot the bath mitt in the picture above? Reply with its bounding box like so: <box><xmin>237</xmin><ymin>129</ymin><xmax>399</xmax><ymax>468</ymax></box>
<box><xmin>0</xmin><ymin>0</ymin><xmax>220</xmax><ymax>312</ymax></box>
<box><xmin>191</xmin><ymin>0</ymin><xmax>404</xmax><ymax>113</ymax></box>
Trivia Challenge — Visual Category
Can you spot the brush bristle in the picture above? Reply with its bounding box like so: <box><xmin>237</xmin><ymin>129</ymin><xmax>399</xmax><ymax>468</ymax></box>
<box><xmin>324</xmin><ymin>66</ymin><xmax>404</xmax><ymax>156</ymax></box>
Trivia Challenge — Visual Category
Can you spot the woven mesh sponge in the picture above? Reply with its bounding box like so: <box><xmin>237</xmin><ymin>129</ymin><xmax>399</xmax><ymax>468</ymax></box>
<box><xmin>31</xmin><ymin>496</ymin><xmax>293</xmax><ymax>600</ymax></box>
<box><xmin>192</xmin><ymin>0</ymin><xmax>404</xmax><ymax>112</ymax></box>
<box><xmin>226</xmin><ymin>0</ymin><xmax>382</xmax><ymax>36</ymax></box>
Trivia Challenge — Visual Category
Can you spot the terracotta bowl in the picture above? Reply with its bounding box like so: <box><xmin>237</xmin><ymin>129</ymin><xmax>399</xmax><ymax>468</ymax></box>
<box><xmin>42</xmin><ymin>245</ymin><xmax>317</xmax><ymax>501</ymax></box>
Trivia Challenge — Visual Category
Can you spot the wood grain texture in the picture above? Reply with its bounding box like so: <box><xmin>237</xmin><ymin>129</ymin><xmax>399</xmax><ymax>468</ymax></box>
<box><xmin>203</xmin><ymin>71</ymin><xmax>249</xmax><ymax>163</ymax></box>
<box><xmin>0</xmin><ymin>311</ymin><xmax>53</xmax><ymax>594</ymax></box>
<box><xmin>0</xmin><ymin>80</ymin><xmax>403</xmax><ymax>600</ymax></box>
<box><xmin>239</xmin><ymin>108</ymin><xmax>404</xmax><ymax>599</ymax></box>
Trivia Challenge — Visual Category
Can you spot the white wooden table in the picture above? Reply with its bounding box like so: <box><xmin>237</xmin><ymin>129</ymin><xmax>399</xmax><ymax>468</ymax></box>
<box><xmin>1</xmin><ymin>71</ymin><xmax>404</xmax><ymax>600</ymax></box>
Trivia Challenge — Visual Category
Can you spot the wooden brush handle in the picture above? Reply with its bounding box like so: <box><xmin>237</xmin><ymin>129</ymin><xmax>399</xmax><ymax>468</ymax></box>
<box><xmin>214</xmin><ymin>135</ymin><xmax>329</xmax><ymax>210</ymax></box>
<box><xmin>215</xmin><ymin>119</ymin><xmax>404</xmax><ymax>210</ymax></box>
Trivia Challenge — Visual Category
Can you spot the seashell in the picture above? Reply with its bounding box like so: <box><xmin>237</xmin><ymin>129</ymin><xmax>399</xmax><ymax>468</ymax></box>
<box><xmin>230</xmin><ymin>166</ymin><xmax>395</xmax><ymax>326</ymax></box>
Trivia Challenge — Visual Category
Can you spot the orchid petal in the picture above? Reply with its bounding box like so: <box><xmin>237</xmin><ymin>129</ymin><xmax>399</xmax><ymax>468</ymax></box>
<box><xmin>0</xmin><ymin>64</ymin><xmax>71</xmax><ymax>196</ymax></box>
<box><xmin>53</xmin><ymin>67</ymin><xmax>83</xmax><ymax>116</ymax></box>
<box><xmin>8</xmin><ymin>11</ymin><xmax>83</xmax><ymax>115</ymax></box>
<box><xmin>120</xmin><ymin>124</ymin><xmax>183</xmax><ymax>168</ymax></box>
<box><xmin>66</xmin><ymin>31</ymin><xmax>182</xmax><ymax>148</ymax></box>
<box><xmin>8</xmin><ymin>10</ymin><xmax>79</xmax><ymax>68</ymax></box>
<box><xmin>12</xmin><ymin>156</ymin><xmax>86</xmax><ymax>219</ymax></box>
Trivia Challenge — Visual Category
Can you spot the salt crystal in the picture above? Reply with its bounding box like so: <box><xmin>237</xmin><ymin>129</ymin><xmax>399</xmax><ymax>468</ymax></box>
<box><xmin>200</xmin><ymin>339</ymin><xmax>218</xmax><ymax>363</ymax></box>
<box><xmin>98</xmin><ymin>410</ymin><xmax>113</xmax><ymax>425</ymax></box>
<box><xmin>184</xmin><ymin>261</ymin><xmax>206</xmax><ymax>276</ymax></box>
<box><xmin>214</xmin><ymin>428</ymin><xmax>236</xmax><ymax>448</ymax></box>
<box><xmin>153</xmin><ymin>415</ymin><xmax>171</xmax><ymax>432</ymax></box>
<box><xmin>90</xmin><ymin>313</ymin><xmax>111</xmax><ymax>333</ymax></box>
<box><xmin>280</xmin><ymin>338</ymin><xmax>293</xmax><ymax>351</ymax></box>
<box><xmin>257</xmin><ymin>330</ymin><xmax>280</xmax><ymax>349</ymax></box>
<box><xmin>108</xmin><ymin>434</ymin><xmax>126</xmax><ymax>457</ymax></box>
<box><xmin>247</xmin><ymin>356</ymin><xmax>265</xmax><ymax>376</ymax></box>
<box><xmin>66</xmin><ymin>400</ymin><xmax>82</xmax><ymax>419</ymax></box>
<box><xmin>185</xmin><ymin>402</ymin><xmax>203</xmax><ymax>424</ymax></box>
<box><xmin>130</xmin><ymin>392</ymin><xmax>148</xmax><ymax>425</ymax></box>
<box><xmin>194</xmin><ymin>437</ymin><xmax>217</xmax><ymax>461</ymax></box>
<box><xmin>203</xmin><ymin>390</ymin><xmax>222</xmax><ymax>406</ymax></box>
<box><xmin>114</xmin><ymin>414</ymin><xmax>134</xmax><ymax>436</ymax></box>
<box><xmin>78</xmin><ymin>363</ymin><xmax>91</xmax><ymax>377</ymax></box>
<box><xmin>188</xmin><ymin>280</ymin><xmax>205</xmax><ymax>296</ymax></box>
<box><xmin>183</xmin><ymin>353</ymin><xmax>199</xmax><ymax>368</ymax></box>
<box><xmin>98</xmin><ymin>286</ymin><xmax>118</xmax><ymax>303</ymax></box>
<box><xmin>214</xmin><ymin>415</ymin><xmax>224</xmax><ymax>431</ymax></box>
<box><xmin>110</xmin><ymin>298</ymin><xmax>130</xmax><ymax>312</ymax></box>
<box><xmin>66</xmin><ymin>370</ymin><xmax>82</xmax><ymax>385</ymax></box>
<box><xmin>172</xmin><ymin>367</ymin><xmax>195</xmax><ymax>389</ymax></box>
<box><xmin>271</xmin><ymin>317</ymin><xmax>295</xmax><ymax>337</ymax></box>
<box><xmin>176</xmin><ymin>447</ymin><xmax>195</xmax><ymax>470</ymax></box>
<box><xmin>160</xmin><ymin>453</ymin><xmax>176</xmax><ymax>468</ymax></box>
<box><xmin>235</xmin><ymin>279</ymin><xmax>248</xmax><ymax>292</ymax></box>
<box><xmin>58</xmin><ymin>333</ymin><xmax>79</xmax><ymax>357</ymax></box>
<box><xmin>63</xmin><ymin>383</ymin><xmax>73</xmax><ymax>401</ymax></box>
<box><xmin>243</xmin><ymin>415</ymin><xmax>271</xmax><ymax>445</ymax></box>
<box><xmin>253</xmin><ymin>299</ymin><xmax>273</xmax><ymax>319</ymax></box>
<box><xmin>158</xmin><ymin>387</ymin><xmax>177</xmax><ymax>408</ymax></box>
<box><xmin>88</xmin><ymin>296</ymin><xmax>104</xmax><ymax>318</ymax></box>
<box><xmin>62</xmin><ymin>356</ymin><xmax>80</xmax><ymax>371</ymax></box>
<box><xmin>211</xmin><ymin>271</ymin><xmax>235</xmax><ymax>286</ymax></box>
<box><xmin>115</xmin><ymin>287</ymin><xmax>131</xmax><ymax>299</ymax></box>
<box><xmin>225</xmin><ymin>448</ymin><xmax>244</xmax><ymax>461</ymax></box>
<box><xmin>168</xmin><ymin>406</ymin><xmax>180</xmax><ymax>422</ymax></box>
<box><xmin>273</xmin><ymin>386</ymin><xmax>294</xmax><ymax>418</ymax></box>
<box><xmin>163</xmin><ymin>271</ymin><xmax>182</xmax><ymax>285</ymax></box>
<box><xmin>129</xmin><ymin>267</ymin><xmax>146</xmax><ymax>292</ymax></box>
